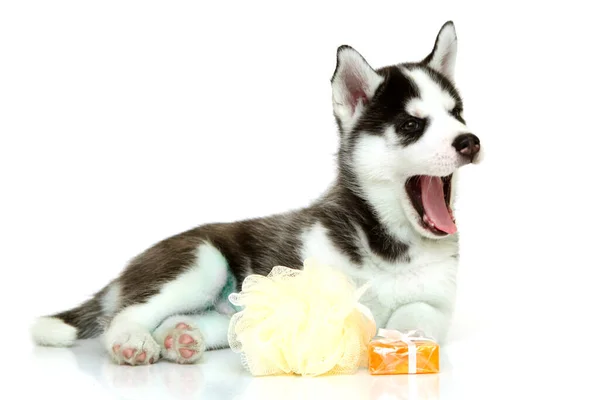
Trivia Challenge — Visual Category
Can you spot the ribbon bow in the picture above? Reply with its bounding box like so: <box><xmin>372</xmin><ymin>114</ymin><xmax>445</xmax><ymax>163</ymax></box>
<box><xmin>377</xmin><ymin>328</ymin><xmax>436</xmax><ymax>374</ymax></box>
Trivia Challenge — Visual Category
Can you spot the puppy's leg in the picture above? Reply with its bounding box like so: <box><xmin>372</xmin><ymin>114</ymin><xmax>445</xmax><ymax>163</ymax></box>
<box><xmin>105</xmin><ymin>243</ymin><xmax>230</xmax><ymax>366</ymax></box>
<box><xmin>385</xmin><ymin>302</ymin><xmax>452</xmax><ymax>344</ymax></box>
<box><xmin>153</xmin><ymin>310</ymin><xmax>231</xmax><ymax>364</ymax></box>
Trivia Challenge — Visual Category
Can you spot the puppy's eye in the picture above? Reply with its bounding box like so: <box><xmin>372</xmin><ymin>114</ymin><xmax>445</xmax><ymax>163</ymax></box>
<box><xmin>451</xmin><ymin>108</ymin><xmax>462</xmax><ymax>119</ymax></box>
<box><xmin>400</xmin><ymin>119</ymin><xmax>422</xmax><ymax>132</ymax></box>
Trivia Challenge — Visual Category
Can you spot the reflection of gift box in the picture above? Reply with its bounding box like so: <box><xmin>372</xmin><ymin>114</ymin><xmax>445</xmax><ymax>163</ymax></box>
<box><xmin>370</xmin><ymin>374</ymin><xmax>440</xmax><ymax>400</ymax></box>
<box><xmin>368</xmin><ymin>329</ymin><xmax>440</xmax><ymax>374</ymax></box>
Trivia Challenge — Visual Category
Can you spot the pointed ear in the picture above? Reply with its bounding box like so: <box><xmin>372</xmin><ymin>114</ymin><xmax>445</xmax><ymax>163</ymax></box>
<box><xmin>423</xmin><ymin>21</ymin><xmax>458</xmax><ymax>79</ymax></box>
<box><xmin>331</xmin><ymin>46</ymin><xmax>383</xmax><ymax>126</ymax></box>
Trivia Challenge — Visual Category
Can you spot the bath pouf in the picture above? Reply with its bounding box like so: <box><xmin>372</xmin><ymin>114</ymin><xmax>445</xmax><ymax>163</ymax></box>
<box><xmin>227</xmin><ymin>258</ymin><xmax>376</xmax><ymax>377</ymax></box>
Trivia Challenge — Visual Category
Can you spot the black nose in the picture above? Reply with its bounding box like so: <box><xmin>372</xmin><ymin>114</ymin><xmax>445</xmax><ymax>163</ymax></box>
<box><xmin>452</xmin><ymin>133</ymin><xmax>480</xmax><ymax>160</ymax></box>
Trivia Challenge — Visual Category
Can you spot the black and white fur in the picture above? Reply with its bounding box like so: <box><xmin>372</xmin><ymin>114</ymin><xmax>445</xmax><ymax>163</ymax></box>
<box><xmin>31</xmin><ymin>21</ymin><xmax>483</xmax><ymax>366</ymax></box>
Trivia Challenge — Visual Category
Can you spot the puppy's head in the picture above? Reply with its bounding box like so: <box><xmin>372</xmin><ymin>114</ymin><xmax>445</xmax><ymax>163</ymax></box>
<box><xmin>332</xmin><ymin>21</ymin><xmax>482</xmax><ymax>239</ymax></box>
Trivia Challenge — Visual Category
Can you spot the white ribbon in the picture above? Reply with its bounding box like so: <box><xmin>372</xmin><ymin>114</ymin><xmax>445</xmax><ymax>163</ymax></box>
<box><xmin>376</xmin><ymin>328</ymin><xmax>436</xmax><ymax>374</ymax></box>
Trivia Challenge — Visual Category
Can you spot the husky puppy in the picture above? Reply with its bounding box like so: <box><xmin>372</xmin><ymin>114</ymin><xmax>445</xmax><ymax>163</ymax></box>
<box><xmin>31</xmin><ymin>21</ymin><xmax>482</xmax><ymax>366</ymax></box>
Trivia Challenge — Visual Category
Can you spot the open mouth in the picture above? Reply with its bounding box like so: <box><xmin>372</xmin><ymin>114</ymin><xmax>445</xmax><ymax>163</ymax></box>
<box><xmin>405</xmin><ymin>175</ymin><xmax>456</xmax><ymax>236</ymax></box>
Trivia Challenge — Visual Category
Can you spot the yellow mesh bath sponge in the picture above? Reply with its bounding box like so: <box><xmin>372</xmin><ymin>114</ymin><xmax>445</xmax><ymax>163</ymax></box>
<box><xmin>227</xmin><ymin>258</ymin><xmax>376</xmax><ymax>377</ymax></box>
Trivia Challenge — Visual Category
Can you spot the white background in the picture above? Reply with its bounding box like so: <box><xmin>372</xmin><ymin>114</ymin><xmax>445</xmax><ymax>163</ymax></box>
<box><xmin>1</xmin><ymin>1</ymin><xmax>599</xmax><ymax>399</ymax></box>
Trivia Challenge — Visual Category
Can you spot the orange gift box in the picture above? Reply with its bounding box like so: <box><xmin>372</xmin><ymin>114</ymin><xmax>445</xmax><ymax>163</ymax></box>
<box><xmin>368</xmin><ymin>329</ymin><xmax>440</xmax><ymax>375</ymax></box>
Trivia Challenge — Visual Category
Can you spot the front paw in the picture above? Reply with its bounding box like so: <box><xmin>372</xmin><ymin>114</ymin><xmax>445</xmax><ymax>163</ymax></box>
<box><xmin>385</xmin><ymin>302</ymin><xmax>451</xmax><ymax>344</ymax></box>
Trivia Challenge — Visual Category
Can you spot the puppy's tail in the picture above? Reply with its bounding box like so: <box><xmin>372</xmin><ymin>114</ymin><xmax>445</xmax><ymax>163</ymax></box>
<box><xmin>30</xmin><ymin>283</ymin><xmax>115</xmax><ymax>347</ymax></box>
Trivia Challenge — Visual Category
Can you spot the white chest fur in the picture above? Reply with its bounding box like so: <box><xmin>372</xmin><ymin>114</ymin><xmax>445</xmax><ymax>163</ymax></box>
<box><xmin>300</xmin><ymin>222</ymin><xmax>459</xmax><ymax>328</ymax></box>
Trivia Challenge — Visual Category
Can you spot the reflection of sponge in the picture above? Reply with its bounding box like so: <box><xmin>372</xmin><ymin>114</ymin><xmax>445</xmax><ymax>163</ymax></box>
<box><xmin>227</xmin><ymin>258</ymin><xmax>376</xmax><ymax>377</ymax></box>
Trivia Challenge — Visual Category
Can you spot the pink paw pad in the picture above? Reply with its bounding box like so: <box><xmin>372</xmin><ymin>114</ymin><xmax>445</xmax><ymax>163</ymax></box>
<box><xmin>164</xmin><ymin>335</ymin><xmax>174</xmax><ymax>350</ymax></box>
<box><xmin>122</xmin><ymin>348</ymin><xmax>134</xmax><ymax>359</ymax></box>
<box><xmin>179</xmin><ymin>334</ymin><xmax>195</xmax><ymax>345</ymax></box>
<box><xmin>176</xmin><ymin>323</ymin><xmax>190</xmax><ymax>330</ymax></box>
<box><xmin>179</xmin><ymin>349</ymin><xmax>196</xmax><ymax>359</ymax></box>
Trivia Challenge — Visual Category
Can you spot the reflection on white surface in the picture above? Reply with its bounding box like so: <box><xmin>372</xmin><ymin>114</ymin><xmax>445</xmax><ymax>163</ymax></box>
<box><xmin>28</xmin><ymin>338</ymin><xmax>450</xmax><ymax>400</ymax></box>
<box><xmin>24</xmin><ymin>327</ymin><xmax>598</xmax><ymax>400</ymax></box>
<box><xmin>239</xmin><ymin>373</ymin><xmax>445</xmax><ymax>400</ymax></box>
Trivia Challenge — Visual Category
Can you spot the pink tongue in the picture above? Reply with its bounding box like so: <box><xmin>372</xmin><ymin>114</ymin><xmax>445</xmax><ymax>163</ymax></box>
<box><xmin>420</xmin><ymin>176</ymin><xmax>457</xmax><ymax>234</ymax></box>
